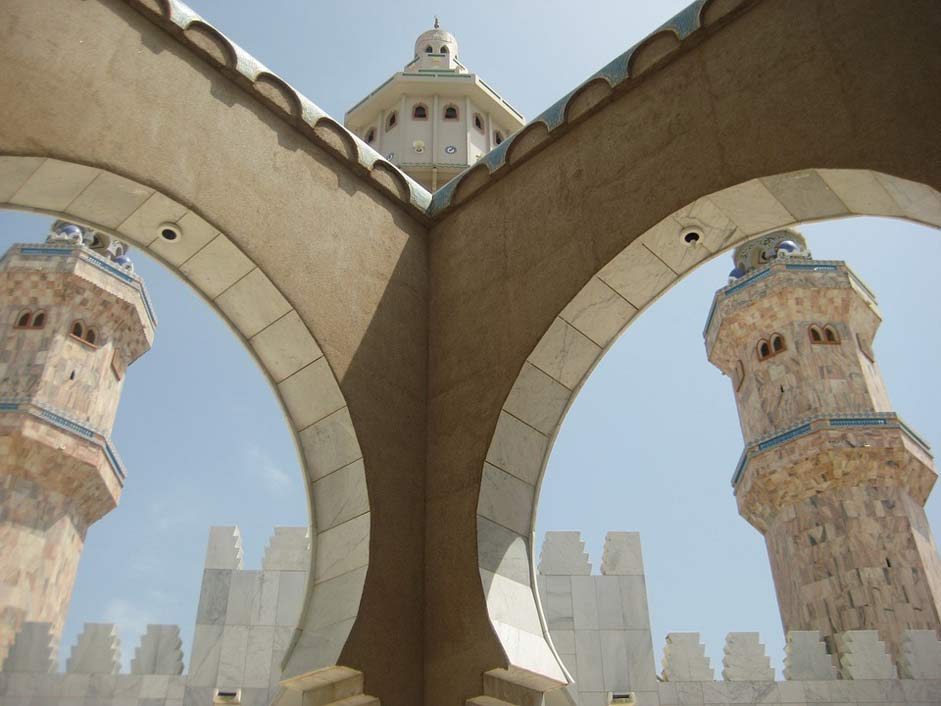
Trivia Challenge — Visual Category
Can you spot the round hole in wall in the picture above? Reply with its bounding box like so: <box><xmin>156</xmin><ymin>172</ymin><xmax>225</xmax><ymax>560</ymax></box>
<box><xmin>682</xmin><ymin>229</ymin><xmax>702</xmax><ymax>245</ymax></box>
<box><xmin>158</xmin><ymin>223</ymin><xmax>181</xmax><ymax>243</ymax></box>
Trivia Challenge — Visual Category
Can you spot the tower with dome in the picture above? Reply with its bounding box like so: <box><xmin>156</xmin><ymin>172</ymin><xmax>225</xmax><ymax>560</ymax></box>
<box><xmin>344</xmin><ymin>19</ymin><xmax>525</xmax><ymax>191</ymax></box>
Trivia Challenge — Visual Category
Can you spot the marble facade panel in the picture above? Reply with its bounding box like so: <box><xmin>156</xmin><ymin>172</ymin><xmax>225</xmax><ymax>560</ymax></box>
<box><xmin>707</xmin><ymin>179</ymin><xmax>794</xmax><ymax>237</ymax></box>
<box><xmin>215</xmin><ymin>268</ymin><xmax>292</xmax><ymax>339</ymax></box>
<box><xmin>298</xmin><ymin>407</ymin><xmax>361</xmax><ymax>481</ymax></box>
<box><xmin>249</xmin><ymin>310</ymin><xmax>323</xmax><ymax>383</ymax></box>
<box><xmin>277</xmin><ymin>358</ymin><xmax>346</xmax><ymax>430</ymax></box>
<box><xmin>528</xmin><ymin>317</ymin><xmax>602</xmax><ymax>390</ymax></box>
<box><xmin>8</xmin><ymin>159</ymin><xmax>99</xmax><ymax>212</ymax></box>
<box><xmin>559</xmin><ymin>277</ymin><xmax>637</xmax><ymax>348</ymax></box>
<box><xmin>598</xmin><ymin>244</ymin><xmax>676</xmax><ymax>310</ymax></box>
<box><xmin>478</xmin><ymin>463</ymin><xmax>535</xmax><ymax>536</ymax></box>
<box><xmin>485</xmin><ymin>412</ymin><xmax>548</xmax><ymax>486</ymax></box>
<box><xmin>147</xmin><ymin>210</ymin><xmax>219</xmax><ymax>266</ymax></box>
<box><xmin>178</xmin><ymin>234</ymin><xmax>254</xmax><ymax>299</ymax></box>
<box><xmin>65</xmin><ymin>171</ymin><xmax>153</xmax><ymax>230</ymax></box>
<box><xmin>503</xmin><ymin>362</ymin><xmax>572</xmax><ymax>436</ymax></box>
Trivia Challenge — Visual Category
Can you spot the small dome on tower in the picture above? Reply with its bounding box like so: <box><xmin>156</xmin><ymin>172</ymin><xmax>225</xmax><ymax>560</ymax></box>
<box><xmin>414</xmin><ymin>18</ymin><xmax>458</xmax><ymax>59</ymax></box>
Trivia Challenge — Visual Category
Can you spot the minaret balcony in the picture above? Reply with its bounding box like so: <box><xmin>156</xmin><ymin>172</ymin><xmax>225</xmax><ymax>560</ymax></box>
<box><xmin>732</xmin><ymin>412</ymin><xmax>937</xmax><ymax>532</ymax></box>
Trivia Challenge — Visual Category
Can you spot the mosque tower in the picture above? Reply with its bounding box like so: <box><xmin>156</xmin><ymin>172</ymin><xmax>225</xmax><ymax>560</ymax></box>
<box><xmin>344</xmin><ymin>18</ymin><xmax>525</xmax><ymax>191</ymax></box>
<box><xmin>0</xmin><ymin>221</ymin><xmax>156</xmax><ymax>662</ymax></box>
<box><xmin>704</xmin><ymin>229</ymin><xmax>941</xmax><ymax>665</ymax></box>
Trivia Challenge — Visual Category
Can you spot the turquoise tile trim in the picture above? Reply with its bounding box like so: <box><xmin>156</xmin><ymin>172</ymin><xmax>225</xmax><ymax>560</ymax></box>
<box><xmin>731</xmin><ymin>451</ymin><xmax>749</xmax><ymax>488</ymax></box>
<box><xmin>724</xmin><ymin>268</ymin><xmax>772</xmax><ymax>296</ymax></box>
<box><xmin>829</xmin><ymin>417</ymin><xmax>887</xmax><ymax>427</ymax></box>
<box><xmin>758</xmin><ymin>423</ymin><xmax>813</xmax><ymax>452</ymax></box>
<box><xmin>899</xmin><ymin>421</ymin><xmax>932</xmax><ymax>452</ymax></box>
<box><xmin>103</xmin><ymin>444</ymin><xmax>127</xmax><ymax>480</ymax></box>
<box><xmin>703</xmin><ymin>296</ymin><xmax>719</xmax><ymax>338</ymax></box>
<box><xmin>20</xmin><ymin>247</ymin><xmax>73</xmax><ymax>255</ymax></box>
<box><xmin>785</xmin><ymin>263</ymin><xmax>838</xmax><ymax>271</ymax></box>
<box><xmin>40</xmin><ymin>409</ymin><xmax>95</xmax><ymax>439</ymax></box>
<box><xmin>0</xmin><ymin>402</ymin><xmax>19</xmax><ymax>411</ymax></box>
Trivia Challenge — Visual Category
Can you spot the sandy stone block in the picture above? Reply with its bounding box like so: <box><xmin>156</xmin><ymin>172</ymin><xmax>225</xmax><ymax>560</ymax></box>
<box><xmin>761</xmin><ymin>171</ymin><xmax>849</xmax><ymax>221</ymax></box>
<box><xmin>528</xmin><ymin>317</ymin><xmax>602</xmax><ymax>390</ymax></box>
<box><xmin>480</xmin><ymin>569</ymin><xmax>543</xmax><ymax>635</ymax></box>
<box><xmin>58</xmin><ymin>170</ymin><xmax>154</xmax><ymax>229</ymax></box>
<box><xmin>478</xmin><ymin>462</ymin><xmax>535</xmax><ymax>536</ymax></box>
<box><xmin>486</xmin><ymin>411</ymin><xmax>549</xmax><ymax>486</ymax></box>
<box><xmin>115</xmin><ymin>191</ymin><xmax>187</xmax><ymax>246</ymax></box>
<box><xmin>601</xmin><ymin>531</ymin><xmax>645</xmax><ymax>576</ymax></box>
<box><xmin>708</xmin><ymin>179</ymin><xmax>795</xmax><ymax>236</ymax></box>
<box><xmin>0</xmin><ymin>155</ymin><xmax>44</xmax><ymax>202</ymax></box>
<box><xmin>722</xmin><ymin>632</ymin><xmax>774</xmax><ymax>681</ymax></box>
<box><xmin>640</xmin><ymin>213</ymin><xmax>710</xmax><ymax>275</ymax></box>
<box><xmin>504</xmin><ymin>362</ymin><xmax>572</xmax><ymax>435</ymax></box>
<box><xmin>305</xmin><ymin>565</ymin><xmax>367</xmax><ymax>632</ymax></box>
<box><xmin>9</xmin><ymin>159</ymin><xmax>99</xmax><ymax>211</ymax></box>
<box><xmin>179</xmin><ymin>234</ymin><xmax>254</xmax><ymax>299</ymax></box>
<box><xmin>298</xmin><ymin>406</ymin><xmax>362</xmax><ymax>481</ymax></box>
<box><xmin>559</xmin><ymin>277</ymin><xmax>637</xmax><ymax>348</ymax></box>
<box><xmin>148</xmin><ymin>209</ymin><xmax>218</xmax><ymax>266</ymax></box>
<box><xmin>478</xmin><ymin>517</ymin><xmax>531</xmax><ymax>585</ymax></box>
<box><xmin>784</xmin><ymin>631</ymin><xmax>836</xmax><ymax>681</ymax></box>
<box><xmin>599</xmin><ymin>244</ymin><xmax>676</xmax><ymax>310</ymax></box>
<box><xmin>204</xmin><ymin>526</ymin><xmax>243</xmax><ymax>570</ymax></box>
<box><xmin>312</xmin><ymin>513</ymin><xmax>369</xmax><ymax>583</ymax></box>
<box><xmin>816</xmin><ymin>169</ymin><xmax>902</xmax><ymax>217</ymax></box>
<box><xmin>875</xmin><ymin>173</ymin><xmax>941</xmax><ymax>226</ymax></box>
<box><xmin>539</xmin><ymin>531</ymin><xmax>591</xmax><ymax>575</ymax></box>
<box><xmin>312</xmin><ymin>459</ymin><xmax>369</xmax><ymax>530</ymax></box>
<box><xmin>836</xmin><ymin>630</ymin><xmax>897</xmax><ymax>679</ymax></box>
<box><xmin>250</xmin><ymin>311</ymin><xmax>323</xmax><ymax>384</ymax></box>
<box><xmin>277</xmin><ymin>358</ymin><xmax>346</xmax><ymax>430</ymax></box>
<box><xmin>215</xmin><ymin>268</ymin><xmax>292</xmax><ymax>338</ymax></box>
<box><xmin>900</xmin><ymin>629</ymin><xmax>941</xmax><ymax>678</ymax></box>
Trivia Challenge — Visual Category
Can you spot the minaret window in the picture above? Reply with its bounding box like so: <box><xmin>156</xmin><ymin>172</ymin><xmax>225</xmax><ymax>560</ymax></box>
<box><xmin>443</xmin><ymin>105</ymin><xmax>459</xmax><ymax>121</ymax></box>
<box><xmin>413</xmin><ymin>104</ymin><xmax>428</xmax><ymax>120</ymax></box>
<box><xmin>85</xmin><ymin>328</ymin><xmax>97</xmax><ymax>346</ymax></box>
<box><xmin>71</xmin><ymin>321</ymin><xmax>84</xmax><ymax>338</ymax></box>
<box><xmin>365</xmin><ymin>128</ymin><xmax>375</xmax><ymax>144</ymax></box>
<box><xmin>386</xmin><ymin>111</ymin><xmax>397</xmax><ymax>132</ymax></box>
<box><xmin>494</xmin><ymin>131</ymin><xmax>504</xmax><ymax>145</ymax></box>
<box><xmin>809</xmin><ymin>325</ymin><xmax>823</xmax><ymax>343</ymax></box>
<box><xmin>473</xmin><ymin>113</ymin><xmax>485</xmax><ymax>133</ymax></box>
<box><xmin>15</xmin><ymin>310</ymin><xmax>32</xmax><ymax>328</ymax></box>
<box><xmin>771</xmin><ymin>334</ymin><xmax>786</xmax><ymax>354</ymax></box>
<box><xmin>757</xmin><ymin>339</ymin><xmax>771</xmax><ymax>360</ymax></box>
<box><xmin>31</xmin><ymin>311</ymin><xmax>46</xmax><ymax>328</ymax></box>
<box><xmin>440</xmin><ymin>45</ymin><xmax>449</xmax><ymax>54</ymax></box>
<box><xmin>424</xmin><ymin>45</ymin><xmax>433</xmax><ymax>53</ymax></box>
<box><xmin>824</xmin><ymin>325</ymin><xmax>840</xmax><ymax>344</ymax></box>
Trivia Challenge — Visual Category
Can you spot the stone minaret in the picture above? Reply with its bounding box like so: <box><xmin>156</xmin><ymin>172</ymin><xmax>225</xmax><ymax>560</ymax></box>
<box><xmin>704</xmin><ymin>229</ymin><xmax>941</xmax><ymax>664</ymax></box>
<box><xmin>0</xmin><ymin>221</ymin><xmax>156</xmax><ymax>663</ymax></box>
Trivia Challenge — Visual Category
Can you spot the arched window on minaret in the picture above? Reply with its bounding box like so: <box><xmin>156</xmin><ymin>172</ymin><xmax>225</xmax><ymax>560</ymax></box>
<box><xmin>771</xmin><ymin>333</ymin><xmax>786</xmax><ymax>354</ymax></box>
<box><xmin>809</xmin><ymin>325</ymin><xmax>823</xmax><ymax>343</ymax></box>
<box><xmin>424</xmin><ymin>45</ymin><xmax>433</xmax><ymax>53</ymax></box>
<box><xmin>70</xmin><ymin>320</ymin><xmax>84</xmax><ymax>339</ymax></box>
<box><xmin>757</xmin><ymin>339</ymin><xmax>771</xmax><ymax>360</ymax></box>
<box><xmin>440</xmin><ymin>45</ymin><xmax>449</xmax><ymax>55</ymax></box>
<box><xmin>84</xmin><ymin>328</ymin><xmax>97</xmax><ymax>346</ymax></box>
<box><xmin>473</xmin><ymin>113</ymin><xmax>485</xmax><ymax>133</ymax></box>
<box><xmin>824</xmin><ymin>325</ymin><xmax>840</xmax><ymax>344</ymax></box>
<box><xmin>386</xmin><ymin>111</ymin><xmax>398</xmax><ymax>132</ymax></box>
<box><xmin>443</xmin><ymin>104</ymin><xmax>459</xmax><ymax>121</ymax></box>
<box><xmin>15</xmin><ymin>310</ymin><xmax>32</xmax><ymax>328</ymax></box>
<box><xmin>413</xmin><ymin>104</ymin><xmax>428</xmax><ymax>120</ymax></box>
<box><xmin>31</xmin><ymin>311</ymin><xmax>46</xmax><ymax>328</ymax></box>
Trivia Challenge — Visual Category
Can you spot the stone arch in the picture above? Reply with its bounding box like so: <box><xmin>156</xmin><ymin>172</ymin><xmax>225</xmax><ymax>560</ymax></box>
<box><xmin>0</xmin><ymin>155</ymin><xmax>371</xmax><ymax>676</ymax></box>
<box><xmin>474</xmin><ymin>168</ymin><xmax>941</xmax><ymax>687</ymax></box>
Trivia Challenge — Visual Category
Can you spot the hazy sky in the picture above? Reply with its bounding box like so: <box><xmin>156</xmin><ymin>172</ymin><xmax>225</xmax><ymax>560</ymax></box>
<box><xmin>2</xmin><ymin>0</ymin><xmax>938</xmax><ymax>679</ymax></box>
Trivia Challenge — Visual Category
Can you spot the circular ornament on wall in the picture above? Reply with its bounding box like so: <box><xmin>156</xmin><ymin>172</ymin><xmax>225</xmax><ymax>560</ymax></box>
<box><xmin>444</xmin><ymin>145</ymin><xmax>457</xmax><ymax>154</ymax></box>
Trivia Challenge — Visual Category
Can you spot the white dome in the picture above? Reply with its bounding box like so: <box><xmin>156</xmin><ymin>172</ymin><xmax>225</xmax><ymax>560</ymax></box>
<box><xmin>414</xmin><ymin>24</ymin><xmax>458</xmax><ymax>58</ymax></box>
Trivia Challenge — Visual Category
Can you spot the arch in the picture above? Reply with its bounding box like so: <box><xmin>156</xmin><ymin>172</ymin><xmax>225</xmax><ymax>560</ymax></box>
<box><xmin>757</xmin><ymin>338</ymin><xmax>771</xmax><ymax>360</ymax></box>
<box><xmin>472</xmin><ymin>169</ymin><xmax>941</xmax><ymax>689</ymax></box>
<box><xmin>386</xmin><ymin>110</ymin><xmax>398</xmax><ymax>131</ymax></box>
<box><xmin>14</xmin><ymin>309</ymin><xmax>31</xmax><ymax>328</ymax></box>
<box><xmin>473</xmin><ymin>113</ymin><xmax>485</xmax><ymax>133</ymax></box>
<box><xmin>824</xmin><ymin>324</ymin><xmax>840</xmax><ymax>344</ymax></box>
<box><xmin>412</xmin><ymin>103</ymin><xmax>428</xmax><ymax>120</ymax></box>
<box><xmin>0</xmin><ymin>157</ymin><xmax>372</xmax><ymax>679</ymax></box>
<box><xmin>809</xmin><ymin>324</ymin><xmax>823</xmax><ymax>343</ymax></box>
<box><xmin>31</xmin><ymin>310</ymin><xmax>46</xmax><ymax>328</ymax></box>
<box><xmin>443</xmin><ymin>104</ymin><xmax>459</xmax><ymax>121</ymax></box>
<box><xmin>425</xmin><ymin>45</ymin><xmax>433</xmax><ymax>53</ymax></box>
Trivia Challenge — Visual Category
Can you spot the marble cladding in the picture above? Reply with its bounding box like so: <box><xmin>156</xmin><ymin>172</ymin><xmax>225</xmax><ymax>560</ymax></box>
<box><xmin>0</xmin><ymin>525</ymin><xmax>310</xmax><ymax>705</ymax></box>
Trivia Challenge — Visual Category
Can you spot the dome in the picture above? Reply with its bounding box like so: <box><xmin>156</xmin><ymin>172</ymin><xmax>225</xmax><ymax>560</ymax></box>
<box><xmin>414</xmin><ymin>20</ymin><xmax>458</xmax><ymax>58</ymax></box>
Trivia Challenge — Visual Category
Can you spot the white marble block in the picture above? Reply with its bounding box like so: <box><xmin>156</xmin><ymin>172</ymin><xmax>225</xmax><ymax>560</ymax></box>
<box><xmin>784</xmin><ymin>630</ymin><xmax>836</xmax><ymax>680</ymax></box>
<box><xmin>66</xmin><ymin>623</ymin><xmax>121</xmax><ymax>674</ymax></box>
<box><xmin>899</xmin><ymin>629</ymin><xmax>941</xmax><ymax>678</ymax></box>
<box><xmin>722</xmin><ymin>632</ymin><xmax>774</xmax><ymax>681</ymax></box>
<box><xmin>1</xmin><ymin>622</ymin><xmax>57</xmax><ymax>673</ymax></box>
<box><xmin>835</xmin><ymin>630</ymin><xmax>897</xmax><ymax>679</ymax></box>
<box><xmin>205</xmin><ymin>526</ymin><xmax>244</xmax><ymax>570</ymax></box>
<box><xmin>661</xmin><ymin>632</ymin><xmax>714</xmax><ymax>681</ymax></box>
<box><xmin>601</xmin><ymin>532</ymin><xmax>645</xmax><ymax>576</ymax></box>
<box><xmin>538</xmin><ymin>532</ymin><xmax>591</xmax><ymax>575</ymax></box>
<box><xmin>131</xmin><ymin>624</ymin><xmax>183</xmax><ymax>675</ymax></box>
<box><xmin>262</xmin><ymin>527</ymin><xmax>310</xmax><ymax>571</ymax></box>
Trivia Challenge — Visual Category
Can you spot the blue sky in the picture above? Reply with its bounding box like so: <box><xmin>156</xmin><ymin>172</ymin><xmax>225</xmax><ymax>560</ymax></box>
<box><xmin>3</xmin><ymin>0</ymin><xmax>939</xmax><ymax>678</ymax></box>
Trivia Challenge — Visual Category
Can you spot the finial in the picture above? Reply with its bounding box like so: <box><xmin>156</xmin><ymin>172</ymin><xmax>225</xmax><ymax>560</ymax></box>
<box><xmin>434</xmin><ymin>16</ymin><xmax>439</xmax><ymax>29</ymax></box>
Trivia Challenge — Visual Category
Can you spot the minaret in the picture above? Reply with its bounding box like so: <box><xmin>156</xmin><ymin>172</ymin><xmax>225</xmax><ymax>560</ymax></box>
<box><xmin>344</xmin><ymin>20</ymin><xmax>525</xmax><ymax>191</ymax></box>
<box><xmin>704</xmin><ymin>229</ymin><xmax>941</xmax><ymax>664</ymax></box>
<box><xmin>0</xmin><ymin>221</ymin><xmax>156</xmax><ymax>663</ymax></box>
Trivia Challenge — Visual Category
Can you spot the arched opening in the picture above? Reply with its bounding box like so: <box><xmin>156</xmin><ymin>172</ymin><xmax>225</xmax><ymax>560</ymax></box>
<box><xmin>824</xmin><ymin>325</ymin><xmax>840</xmax><ymax>344</ymax></box>
<box><xmin>364</xmin><ymin>128</ymin><xmax>375</xmax><ymax>144</ymax></box>
<box><xmin>386</xmin><ymin>111</ymin><xmax>397</xmax><ymax>131</ymax></box>
<box><xmin>809</xmin><ymin>325</ymin><xmax>823</xmax><ymax>343</ymax></box>
<box><xmin>0</xmin><ymin>158</ymin><xmax>371</xmax><ymax>681</ymax></box>
<box><xmin>474</xmin><ymin>169</ymin><xmax>941</xmax><ymax>688</ymax></box>
<box><xmin>413</xmin><ymin>104</ymin><xmax>428</xmax><ymax>120</ymax></box>
<box><xmin>14</xmin><ymin>310</ymin><xmax>31</xmax><ymax>328</ymax></box>
<box><xmin>473</xmin><ymin>113</ymin><xmax>485</xmax><ymax>133</ymax></box>
<box><xmin>31</xmin><ymin>310</ymin><xmax>45</xmax><ymax>328</ymax></box>
<box><xmin>443</xmin><ymin>105</ymin><xmax>459</xmax><ymax>121</ymax></box>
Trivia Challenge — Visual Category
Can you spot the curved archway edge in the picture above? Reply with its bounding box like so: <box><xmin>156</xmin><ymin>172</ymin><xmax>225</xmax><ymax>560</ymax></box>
<box><xmin>475</xmin><ymin>168</ymin><xmax>941</xmax><ymax>687</ymax></box>
<box><xmin>0</xmin><ymin>155</ymin><xmax>371</xmax><ymax>678</ymax></box>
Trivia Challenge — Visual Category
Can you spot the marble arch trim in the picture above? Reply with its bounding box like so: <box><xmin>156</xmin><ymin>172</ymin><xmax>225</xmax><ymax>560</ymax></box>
<box><xmin>474</xmin><ymin>168</ymin><xmax>941</xmax><ymax>687</ymax></box>
<box><xmin>0</xmin><ymin>156</ymin><xmax>371</xmax><ymax>676</ymax></box>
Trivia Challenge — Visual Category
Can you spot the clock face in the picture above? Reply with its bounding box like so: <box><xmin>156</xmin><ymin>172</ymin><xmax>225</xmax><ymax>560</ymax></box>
<box><xmin>444</xmin><ymin>145</ymin><xmax>457</xmax><ymax>155</ymax></box>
